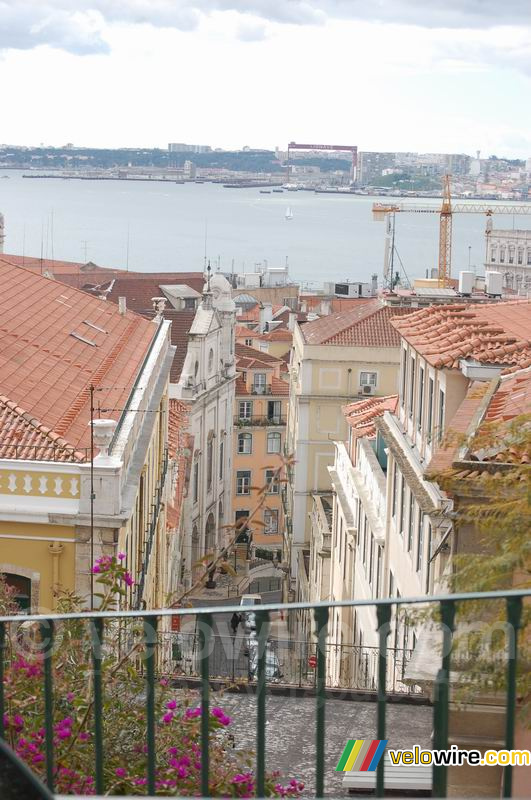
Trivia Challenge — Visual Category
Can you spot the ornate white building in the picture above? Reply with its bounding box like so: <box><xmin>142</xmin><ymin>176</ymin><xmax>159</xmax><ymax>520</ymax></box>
<box><xmin>486</xmin><ymin>228</ymin><xmax>531</xmax><ymax>291</ymax></box>
<box><xmin>172</xmin><ymin>272</ymin><xmax>237</xmax><ymax>587</ymax></box>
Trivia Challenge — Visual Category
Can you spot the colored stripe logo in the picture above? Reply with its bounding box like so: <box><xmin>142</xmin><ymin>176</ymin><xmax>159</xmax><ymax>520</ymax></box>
<box><xmin>335</xmin><ymin>739</ymin><xmax>388</xmax><ymax>772</ymax></box>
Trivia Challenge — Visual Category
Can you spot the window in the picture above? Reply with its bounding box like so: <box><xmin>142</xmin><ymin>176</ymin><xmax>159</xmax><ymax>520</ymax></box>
<box><xmin>267</xmin><ymin>400</ymin><xmax>281</xmax><ymax>423</ymax></box>
<box><xmin>267</xmin><ymin>432</ymin><xmax>281</xmax><ymax>453</ymax></box>
<box><xmin>219</xmin><ymin>440</ymin><xmax>224</xmax><ymax>480</ymax></box>
<box><xmin>500</xmin><ymin>246</ymin><xmax>505</xmax><ymax>263</ymax></box>
<box><xmin>368</xmin><ymin>534</ymin><xmax>374</xmax><ymax>585</ymax></box>
<box><xmin>417</xmin><ymin>365</ymin><xmax>424</xmax><ymax>432</ymax></box>
<box><xmin>4</xmin><ymin>574</ymin><xmax>31</xmax><ymax>611</ymax></box>
<box><xmin>425</xmin><ymin>523</ymin><xmax>432</xmax><ymax>593</ymax></box>
<box><xmin>235</xmin><ymin>510</ymin><xmax>250</xmax><ymax>541</ymax></box>
<box><xmin>245</xmin><ymin>338</ymin><xmax>253</xmax><ymax>346</ymax></box>
<box><xmin>362</xmin><ymin>517</ymin><xmax>368</xmax><ymax>565</ymax></box>
<box><xmin>490</xmin><ymin>246</ymin><xmax>497</xmax><ymax>263</ymax></box>
<box><xmin>376</xmin><ymin>546</ymin><xmax>382</xmax><ymax>597</ymax></box>
<box><xmin>193</xmin><ymin>461</ymin><xmax>199</xmax><ymax>503</ymax></box>
<box><xmin>389</xmin><ymin>570</ymin><xmax>395</xmax><ymax>598</ymax></box>
<box><xmin>408</xmin><ymin>356</ymin><xmax>416</xmax><ymax>419</ymax></box>
<box><xmin>527</xmin><ymin>249</ymin><xmax>531</xmax><ymax>266</ymax></box>
<box><xmin>253</xmin><ymin>373</ymin><xmax>267</xmax><ymax>394</ymax></box>
<box><xmin>238</xmin><ymin>432</ymin><xmax>252</xmax><ymax>454</ymax></box>
<box><xmin>508</xmin><ymin>246</ymin><xmax>515</xmax><ymax>265</ymax></box>
<box><xmin>427</xmin><ymin>377</ymin><xmax>434</xmax><ymax>441</ymax></box>
<box><xmin>400</xmin><ymin>349</ymin><xmax>407</xmax><ymax>406</ymax></box>
<box><xmin>407</xmin><ymin>492</ymin><xmax>414</xmax><ymax>553</ymax></box>
<box><xmin>391</xmin><ymin>463</ymin><xmax>398</xmax><ymax>518</ymax></box>
<box><xmin>207</xmin><ymin>434</ymin><xmax>213</xmax><ymax>490</ymax></box>
<box><xmin>416</xmin><ymin>511</ymin><xmax>424</xmax><ymax>573</ymax></box>
<box><xmin>517</xmin><ymin>248</ymin><xmax>523</xmax><ymax>265</ymax></box>
<box><xmin>398</xmin><ymin>475</ymin><xmax>405</xmax><ymax>535</ymax></box>
<box><xmin>438</xmin><ymin>389</ymin><xmax>445</xmax><ymax>442</ymax></box>
<box><xmin>184</xmin><ymin>297</ymin><xmax>196</xmax><ymax>310</ymax></box>
<box><xmin>239</xmin><ymin>401</ymin><xmax>252</xmax><ymax>419</ymax></box>
<box><xmin>264</xmin><ymin>509</ymin><xmax>279</xmax><ymax>534</ymax></box>
<box><xmin>208</xmin><ymin>349</ymin><xmax>214</xmax><ymax>373</ymax></box>
<box><xmin>360</xmin><ymin>371</ymin><xmax>377</xmax><ymax>387</ymax></box>
<box><xmin>265</xmin><ymin>469</ymin><xmax>279</xmax><ymax>493</ymax></box>
<box><xmin>236</xmin><ymin>470</ymin><xmax>251</xmax><ymax>495</ymax></box>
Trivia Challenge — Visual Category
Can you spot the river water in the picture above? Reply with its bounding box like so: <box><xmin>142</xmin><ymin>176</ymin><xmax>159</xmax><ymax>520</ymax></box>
<box><xmin>1</xmin><ymin>170</ymin><xmax>530</xmax><ymax>285</ymax></box>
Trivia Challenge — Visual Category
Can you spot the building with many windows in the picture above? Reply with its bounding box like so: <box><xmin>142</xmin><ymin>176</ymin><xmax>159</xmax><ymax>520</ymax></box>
<box><xmin>285</xmin><ymin>301</ymin><xmax>416</xmax><ymax>590</ymax></box>
<box><xmin>485</xmin><ymin>227</ymin><xmax>531</xmax><ymax>291</ymax></box>
<box><xmin>233</xmin><ymin>345</ymin><xmax>289</xmax><ymax>556</ymax></box>
<box><xmin>326</xmin><ymin>299</ymin><xmax>531</xmax><ymax>688</ymax></box>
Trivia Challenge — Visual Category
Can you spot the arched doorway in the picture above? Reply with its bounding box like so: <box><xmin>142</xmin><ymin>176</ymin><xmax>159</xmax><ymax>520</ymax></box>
<box><xmin>3</xmin><ymin>573</ymin><xmax>32</xmax><ymax>610</ymax></box>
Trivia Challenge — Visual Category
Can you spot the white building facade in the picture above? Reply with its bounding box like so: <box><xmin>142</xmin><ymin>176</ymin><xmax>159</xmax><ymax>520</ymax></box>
<box><xmin>172</xmin><ymin>274</ymin><xmax>237</xmax><ymax>587</ymax></box>
<box><xmin>486</xmin><ymin>228</ymin><xmax>531</xmax><ymax>291</ymax></box>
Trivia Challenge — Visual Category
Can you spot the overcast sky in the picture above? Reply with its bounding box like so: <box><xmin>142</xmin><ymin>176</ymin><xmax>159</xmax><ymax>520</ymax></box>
<box><xmin>1</xmin><ymin>1</ymin><xmax>531</xmax><ymax>157</ymax></box>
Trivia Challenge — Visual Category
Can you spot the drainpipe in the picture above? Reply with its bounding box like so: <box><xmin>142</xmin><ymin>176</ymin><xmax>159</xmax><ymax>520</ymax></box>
<box><xmin>48</xmin><ymin>542</ymin><xmax>64</xmax><ymax>611</ymax></box>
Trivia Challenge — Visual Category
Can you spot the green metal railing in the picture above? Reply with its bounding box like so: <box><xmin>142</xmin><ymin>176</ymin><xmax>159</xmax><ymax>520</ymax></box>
<box><xmin>0</xmin><ymin>588</ymin><xmax>528</xmax><ymax>798</ymax></box>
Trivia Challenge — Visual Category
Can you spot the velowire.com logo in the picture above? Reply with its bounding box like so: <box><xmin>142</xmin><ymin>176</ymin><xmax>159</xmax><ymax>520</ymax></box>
<box><xmin>335</xmin><ymin>739</ymin><xmax>388</xmax><ymax>773</ymax></box>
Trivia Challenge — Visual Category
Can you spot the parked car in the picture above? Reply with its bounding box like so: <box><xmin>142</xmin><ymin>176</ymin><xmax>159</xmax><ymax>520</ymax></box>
<box><xmin>240</xmin><ymin>594</ymin><xmax>262</xmax><ymax>633</ymax></box>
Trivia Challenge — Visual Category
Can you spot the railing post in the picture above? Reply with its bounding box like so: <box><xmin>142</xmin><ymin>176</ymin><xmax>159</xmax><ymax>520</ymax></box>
<box><xmin>144</xmin><ymin>616</ymin><xmax>158</xmax><ymax>795</ymax></box>
<box><xmin>255</xmin><ymin>610</ymin><xmax>271</xmax><ymax>797</ymax></box>
<box><xmin>198</xmin><ymin>613</ymin><xmax>212</xmax><ymax>798</ymax></box>
<box><xmin>503</xmin><ymin>596</ymin><xmax>522</xmax><ymax>799</ymax></box>
<box><xmin>40</xmin><ymin>619</ymin><xmax>55</xmax><ymax>792</ymax></box>
<box><xmin>90</xmin><ymin>617</ymin><xmax>105</xmax><ymax>795</ymax></box>
<box><xmin>314</xmin><ymin>606</ymin><xmax>329</xmax><ymax>799</ymax></box>
<box><xmin>376</xmin><ymin>604</ymin><xmax>391</xmax><ymax>798</ymax></box>
<box><xmin>432</xmin><ymin>599</ymin><xmax>455</xmax><ymax>798</ymax></box>
<box><xmin>0</xmin><ymin>622</ymin><xmax>5</xmax><ymax>740</ymax></box>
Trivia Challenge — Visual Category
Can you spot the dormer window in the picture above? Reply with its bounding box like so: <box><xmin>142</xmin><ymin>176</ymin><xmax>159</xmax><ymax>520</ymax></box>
<box><xmin>253</xmin><ymin>373</ymin><xmax>267</xmax><ymax>394</ymax></box>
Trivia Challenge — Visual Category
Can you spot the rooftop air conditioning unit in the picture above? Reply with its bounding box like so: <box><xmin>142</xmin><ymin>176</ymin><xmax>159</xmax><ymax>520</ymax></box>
<box><xmin>485</xmin><ymin>270</ymin><xmax>503</xmax><ymax>296</ymax></box>
<box><xmin>361</xmin><ymin>384</ymin><xmax>374</xmax><ymax>395</ymax></box>
<box><xmin>458</xmin><ymin>270</ymin><xmax>475</xmax><ymax>295</ymax></box>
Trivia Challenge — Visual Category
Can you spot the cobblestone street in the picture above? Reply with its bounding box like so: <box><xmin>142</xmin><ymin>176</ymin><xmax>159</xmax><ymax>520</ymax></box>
<box><xmin>219</xmin><ymin>693</ymin><xmax>432</xmax><ymax>796</ymax></box>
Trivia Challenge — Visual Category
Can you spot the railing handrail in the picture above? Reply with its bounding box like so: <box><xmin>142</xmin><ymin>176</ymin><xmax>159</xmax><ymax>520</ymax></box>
<box><xmin>2</xmin><ymin>587</ymin><xmax>529</xmax><ymax>624</ymax></box>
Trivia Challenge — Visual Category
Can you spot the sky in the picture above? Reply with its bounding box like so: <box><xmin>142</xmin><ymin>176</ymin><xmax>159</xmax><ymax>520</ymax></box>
<box><xmin>1</xmin><ymin>1</ymin><xmax>531</xmax><ymax>158</ymax></box>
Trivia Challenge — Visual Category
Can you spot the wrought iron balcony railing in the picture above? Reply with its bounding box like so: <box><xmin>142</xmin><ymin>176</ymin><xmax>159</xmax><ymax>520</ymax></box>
<box><xmin>0</xmin><ymin>588</ymin><xmax>528</xmax><ymax>798</ymax></box>
<box><xmin>235</xmin><ymin>415</ymin><xmax>286</xmax><ymax>427</ymax></box>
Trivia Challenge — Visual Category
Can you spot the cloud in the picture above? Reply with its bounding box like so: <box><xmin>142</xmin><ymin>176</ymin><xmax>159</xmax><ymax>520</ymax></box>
<box><xmin>236</xmin><ymin>18</ymin><xmax>270</xmax><ymax>41</ymax></box>
<box><xmin>0</xmin><ymin>1</ymin><xmax>530</xmax><ymax>56</ymax></box>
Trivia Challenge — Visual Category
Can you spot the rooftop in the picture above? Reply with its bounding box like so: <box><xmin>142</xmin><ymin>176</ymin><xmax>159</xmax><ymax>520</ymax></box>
<box><xmin>343</xmin><ymin>395</ymin><xmax>399</xmax><ymax>441</ymax></box>
<box><xmin>392</xmin><ymin>300</ymin><xmax>531</xmax><ymax>373</ymax></box>
<box><xmin>300</xmin><ymin>300</ymin><xmax>415</xmax><ymax>347</ymax></box>
<box><xmin>0</xmin><ymin>262</ymin><xmax>157</xmax><ymax>456</ymax></box>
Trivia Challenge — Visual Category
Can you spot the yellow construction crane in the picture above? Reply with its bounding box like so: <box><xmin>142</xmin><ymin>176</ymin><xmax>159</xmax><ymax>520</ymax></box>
<box><xmin>373</xmin><ymin>175</ymin><xmax>531</xmax><ymax>288</ymax></box>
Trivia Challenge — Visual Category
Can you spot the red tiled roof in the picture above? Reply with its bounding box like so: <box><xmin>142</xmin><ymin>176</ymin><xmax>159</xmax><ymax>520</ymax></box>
<box><xmin>427</xmin><ymin>382</ymin><xmax>490</xmax><ymax>475</ymax></box>
<box><xmin>392</xmin><ymin>301</ymin><xmax>531</xmax><ymax>373</ymax></box>
<box><xmin>0</xmin><ymin>254</ymin><xmax>113</xmax><ymax>276</ymax></box>
<box><xmin>0</xmin><ymin>395</ymin><xmax>87</xmax><ymax>462</ymax></box>
<box><xmin>343</xmin><ymin>395</ymin><xmax>399</xmax><ymax>440</ymax></box>
<box><xmin>235</xmin><ymin>343</ymin><xmax>281</xmax><ymax>365</ymax></box>
<box><xmin>235</xmin><ymin>325</ymin><xmax>264</xmax><ymax>340</ymax></box>
<box><xmin>301</xmin><ymin>300</ymin><xmax>415</xmax><ymax>346</ymax></box>
<box><xmin>236</xmin><ymin>356</ymin><xmax>274</xmax><ymax>371</ymax></box>
<box><xmin>484</xmin><ymin>369</ymin><xmax>531</xmax><ymax>423</ymax></box>
<box><xmin>165</xmin><ymin>310</ymin><xmax>197</xmax><ymax>382</ymax></box>
<box><xmin>0</xmin><ymin>263</ymin><xmax>157</xmax><ymax>455</ymax></box>
<box><xmin>263</xmin><ymin>328</ymin><xmax>293</xmax><ymax>341</ymax></box>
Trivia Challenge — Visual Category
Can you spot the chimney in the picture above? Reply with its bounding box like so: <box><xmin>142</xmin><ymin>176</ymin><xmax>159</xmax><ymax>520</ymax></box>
<box><xmin>320</xmin><ymin>298</ymin><xmax>331</xmax><ymax>316</ymax></box>
<box><xmin>288</xmin><ymin>311</ymin><xmax>297</xmax><ymax>331</ymax></box>
<box><xmin>118</xmin><ymin>296</ymin><xmax>127</xmax><ymax>315</ymax></box>
<box><xmin>371</xmin><ymin>273</ymin><xmax>378</xmax><ymax>296</ymax></box>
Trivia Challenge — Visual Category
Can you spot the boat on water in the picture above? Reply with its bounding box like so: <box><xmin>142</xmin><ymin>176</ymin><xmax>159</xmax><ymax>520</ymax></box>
<box><xmin>272</xmin><ymin>188</ymin><xmax>283</xmax><ymax>193</ymax></box>
<box><xmin>260</xmin><ymin>190</ymin><xmax>271</xmax><ymax>194</ymax></box>
<box><xmin>285</xmin><ymin>207</ymin><xmax>293</xmax><ymax>220</ymax></box>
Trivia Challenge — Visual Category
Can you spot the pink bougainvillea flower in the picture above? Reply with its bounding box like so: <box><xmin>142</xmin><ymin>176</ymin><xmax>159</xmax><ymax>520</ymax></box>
<box><xmin>92</xmin><ymin>565</ymin><xmax>101</xmax><ymax>574</ymax></box>
<box><xmin>117</xmin><ymin>552</ymin><xmax>126</xmax><ymax>560</ymax></box>
<box><xmin>123</xmin><ymin>572</ymin><xmax>134</xmax><ymax>587</ymax></box>
<box><xmin>115</xmin><ymin>767</ymin><xmax>127</xmax><ymax>777</ymax></box>
<box><xmin>162</xmin><ymin>711</ymin><xmax>174</xmax><ymax>724</ymax></box>
<box><xmin>165</xmin><ymin>699</ymin><xmax>177</xmax><ymax>710</ymax></box>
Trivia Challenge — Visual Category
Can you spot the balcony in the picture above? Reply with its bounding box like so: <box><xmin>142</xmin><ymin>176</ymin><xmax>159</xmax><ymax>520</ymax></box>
<box><xmin>234</xmin><ymin>415</ymin><xmax>286</xmax><ymax>427</ymax></box>
<box><xmin>0</xmin><ymin>588</ymin><xmax>527</xmax><ymax>798</ymax></box>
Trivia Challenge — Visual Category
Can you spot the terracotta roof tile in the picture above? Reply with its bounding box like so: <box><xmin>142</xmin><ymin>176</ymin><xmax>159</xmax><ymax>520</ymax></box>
<box><xmin>235</xmin><ymin>343</ymin><xmax>281</xmax><ymax>365</ymax></box>
<box><xmin>263</xmin><ymin>328</ymin><xmax>293</xmax><ymax>341</ymax></box>
<box><xmin>271</xmin><ymin>375</ymin><xmax>290</xmax><ymax>396</ymax></box>
<box><xmin>343</xmin><ymin>395</ymin><xmax>399</xmax><ymax>441</ymax></box>
<box><xmin>0</xmin><ymin>263</ymin><xmax>157</xmax><ymax>454</ymax></box>
<box><xmin>0</xmin><ymin>395</ymin><xmax>87</xmax><ymax>461</ymax></box>
<box><xmin>301</xmin><ymin>300</ymin><xmax>415</xmax><ymax>346</ymax></box>
<box><xmin>392</xmin><ymin>300</ymin><xmax>531</xmax><ymax>373</ymax></box>
<box><xmin>235</xmin><ymin>325</ymin><xmax>264</xmax><ymax>340</ymax></box>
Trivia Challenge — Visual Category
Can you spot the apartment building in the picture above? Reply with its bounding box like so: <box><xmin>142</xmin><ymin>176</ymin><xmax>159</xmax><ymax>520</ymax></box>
<box><xmin>233</xmin><ymin>344</ymin><xmax>289</xmax><ymax>557</ymax></box>
<box><xmin>326</xmin><ymin>299</ymin><xmax>531</xmax><ymax>688</ymax></box>
<box><xmin>0</xmin><ymin>262</ymin><xmax>174</xmax><ymax>611</ymax></box>
<box><xmin>486</xmin><ymin>228</ymin><xmax>531</xmax><ymax>290</ymax></box>
<box><xmin>286</xmin><ymin>301</ymin><xmax>416</xmax><ymax>589</ymax></box>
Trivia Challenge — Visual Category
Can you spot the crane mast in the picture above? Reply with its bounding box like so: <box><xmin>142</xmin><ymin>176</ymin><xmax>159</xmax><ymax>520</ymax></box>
<box><xmin>438</xmin><ymin>175</ymin><xmax>452</xmax><ymax>287</ymax></box>
<box><xmin>372</xmin><ymin>177</ymin><xmax>531</xmax><ymax>288</ymax></box>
